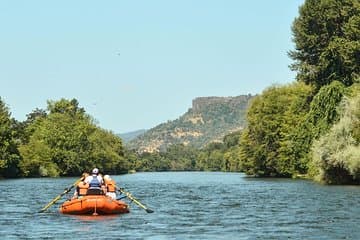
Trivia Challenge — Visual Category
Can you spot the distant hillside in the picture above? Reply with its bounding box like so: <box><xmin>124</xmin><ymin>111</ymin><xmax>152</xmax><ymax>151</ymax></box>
<box><xmin>118</xmin><ymin>129</ymin><xmax>147</xmax><ymax>143</ymax></box>
<box><xmin>127</xmin><ymin>95</ymin><xmax>254</xmax><ymax>152</ymax></box>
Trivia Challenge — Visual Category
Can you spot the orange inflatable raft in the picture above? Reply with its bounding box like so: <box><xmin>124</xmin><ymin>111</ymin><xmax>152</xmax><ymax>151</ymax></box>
<box><xmin>60</xmin><ymin>195</ymin><xmax>130</xmax><ymax>215</ymax></box>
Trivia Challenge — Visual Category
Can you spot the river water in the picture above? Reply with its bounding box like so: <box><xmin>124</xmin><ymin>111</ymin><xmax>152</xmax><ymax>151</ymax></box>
<box><xmin>0</xmin><ymin>172</ymin><xmax>359</xmax><ymax>239</ymax></box>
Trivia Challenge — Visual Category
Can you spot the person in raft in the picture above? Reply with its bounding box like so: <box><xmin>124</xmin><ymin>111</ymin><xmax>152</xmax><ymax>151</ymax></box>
<box><xmin>84</xmin><ymin>168</ymin><xmax>104</xmax><ymax>195</ymax></box>
<box><xmin>103</xmin><ymin>175</ymin><xmax>117</xmax><ymax>200</ymax></box>
<box><xmin>73</xmin><ymin>172</ymin><xmax>90</xmax><ymax>199</ymax></box>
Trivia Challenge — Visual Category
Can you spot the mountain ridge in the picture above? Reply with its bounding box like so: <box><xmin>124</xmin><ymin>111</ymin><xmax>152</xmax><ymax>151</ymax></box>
<box><xmin>127</xmin><ymin>94</ymin><xmax>254</xmax><ymax>152</ymax></box>
<box><xmin>118</xmin><ymin>129</ymin><xmax>147</xmax><ymax>143</ymax></box>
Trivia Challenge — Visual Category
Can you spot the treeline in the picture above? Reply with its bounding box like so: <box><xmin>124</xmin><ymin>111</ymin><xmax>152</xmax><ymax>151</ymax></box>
<box><xmin>127</xmin><ymin>131</ymin><xmax>242</xmax><ymax>172</ymax></box>
<box><xmin>0</xmin><ymin>98</ymin><xmax>129</xmax><ymax>178</ymax></box>
<box><xmin>0</xmin><ymin>96</ymin><xmax>244</xmax><ymax>178</ymax></box>
<box><xmin>130</xmin><ymin>0</ymin><xmax>360</xmax><ymax>184</ymax></box>
<box><xmin>237</xmin><ymin>0</ymin><xmax>360</xmax><ymax>184</ymax></box>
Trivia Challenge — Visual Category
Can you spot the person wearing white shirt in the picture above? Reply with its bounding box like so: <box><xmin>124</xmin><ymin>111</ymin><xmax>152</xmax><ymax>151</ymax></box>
<box><xmin>84</xmin><ymin>168</ymin><xmax>104</xmax><ymax>195</ymax></box>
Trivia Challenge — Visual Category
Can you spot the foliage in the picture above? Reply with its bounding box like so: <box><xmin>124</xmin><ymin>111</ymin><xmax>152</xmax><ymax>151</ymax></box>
<box><xmin>87</xmin><ymin>128</ymin><xmax>127</xmax><ymax>174</ymax></box>
<box><xmin>18</xmin><ymin>98</ymin><xmax>126</xmax><ymax>177</ymax></box>
<box><xmin>2</xmin><ymin>95</ymin><xmax>247</xmax><ymax>177</ymax></box>
<box><xmin>19</xmin><ymin>101</ymin><xmax>93</xmax><ymax>176</ymax></box>
<box><xmin>163</xmin><ymin>144</ymin><xmax>198</xmax><ymax>170</ymax></box>
<box><xmin>133</xmin><ymin>144</ymin><xmax>195</xmax><ymax>172</ymax></box>
<box><xmin>307</xmin><ymin>81</ymin><xmax>347</xmax><ymax>138</ymax></box>
<box><xmin>0</xmin><ymin>98</ymin><xmax>21</xmax><ymax>177</ymax></box>
<box><xmin>134</xmin><ymin>152</ymin><xmax>170</xmax><ymax>172</ymax></box>
<box><xmin>289</xmin><ymin>0</ymin><xmax>360</xmax><ymax>89</ymax></box>
<box><xmin>238</xmin><ymin>82</ymin><xmax>313</xmax><ymax>177</ymax></box>
<box><xmin>311</xmin><ymin>92</ymin><xmax>360</xmax><ymax>184</ymax></box>
<box><xmin>11</xmin><ymin>108</ymin><xmax>47</xmax><ymax>146</ymax></box>
<box><xmin>133</xmin><ymin>131</ymin><xmax>242</xmax><ymax>172</ymax></box>
<box><xmin>291</xmin><ymin>81</ymin><xmax>346</xmax><ymax>175</ymax></box>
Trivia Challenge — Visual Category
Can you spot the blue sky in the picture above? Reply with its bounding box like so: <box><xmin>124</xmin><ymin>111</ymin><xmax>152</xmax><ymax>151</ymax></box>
<box><xmin>1</xmin><ymin>0</ymin><xmax>304</xmax><ymax>133</ymax></box>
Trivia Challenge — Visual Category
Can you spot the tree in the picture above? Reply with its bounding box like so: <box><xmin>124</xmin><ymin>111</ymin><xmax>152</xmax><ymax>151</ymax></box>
<box><xmin>0</xmin><ymin>98</ymin><xmax>20</xmax><ymax>177</ymax></box>
<box><xmin>13</xmin><ymin>108</ymin><xmax>47</xmax><ymax>145</ymax></box>
<box><xmin>88</xmin><ymin>128</ymin><xmax>128</xmax><ymax>174</ymax></box>
<box><xmin>289</xmin><ymin>0</ymin><xmax>360</xmax><ymax>89</ymax></box>
<box><xmin>19</xmin><ymin>98</ymin><xmax>127</xmax><ymax>177</ymax></box>
<box><xmin>311</xmin><ymin>90</ymin><xmax>360</xmax><ymax>184</ymax></box>
<box><xmin>47</xmin><ymin>98</ymin><xmax>85</xmax><ymax>116</ymax></box>
<box><xmin>289</xmin><ymin>81</ymin><xmax>346</xmax><ymax>175</ymax></box>
<box><xmin>19</xmin><ymin>104</ymin><xmax>96</xmax><ymax>176</ymax></box>
<box><xmin>238</xmin><ymin>83</ymin><xmax>313</xmax><ymax>177</ymax></box>
<box><xmin>223</xmin><ymin>131</ymin><xmax>241</xmax><ymax>149</ymax></box>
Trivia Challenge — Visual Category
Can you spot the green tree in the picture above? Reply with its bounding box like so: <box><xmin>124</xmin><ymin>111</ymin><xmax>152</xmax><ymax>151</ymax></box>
<box><xmin>13</xmin><ymin>108</ymin><xmax>47</xmax><ymax>146</ymax></box>
<box><xmin>136</xmin><ymin>152</ymin><xmax>168</xmax><ymax>171</ymax></box>
<box><xmin>311</xmin><ymin>91</ymin><xmax>360</xmax><ymax>184</ymax></box>
<box><xmin>223</xmin><ymin>148</ymin><xmax>241</xmax><ymax>172</ymax></box>
<box><xmin>163</xmin><ymin>144</ymin><xmax>198</xmax><ymax>171</ymax></box>
<box><xmin>0</xmin><ymin>98</ymin><xmax>20</xmax><ymax>177</ymax></box>
<box><xmin>88</xmin><ymin>128</ymin><xmax>128</xmax><ymax>174</ymax></box>
<box><xmin>124</xmin><ymin>149</ymin><xmax>142</xmax><ymax>171</ymax></box>
<box><xmin>289</xmin><ymin>0</ymin><xmax>360</xmax><ymax>89</ymax></box>
<box><xmin>291</xmin><ymin>81</ymin><xmax>346</xmax><ymax>175</ymax></box>
<box><xmin>47</xmin><ymin>98</ymin><xmax>85</xmax><ymax>116</ymax></box>
<box><xmin>19</xmin><ymin>103</ymin><xmax>95</xmax><ymax>176</ymax></box>
<box><xmin>19</xmin><ymin>98</ymin><xmax>127</xmax><ymax>177</ymax></box>
<box><xmin>223</xmin><ymin>131</ymin><xmax>241</xmax><ymax>148</ymax></box>
<box><xmin>222</xmin><ymin>131</ymin><xmax>242</xmax><ymax>172</ymax></box>
<box><xmin>239</xmin><ymin>83</ymin><xmax>313</xmax><ymax>177</ymax></box>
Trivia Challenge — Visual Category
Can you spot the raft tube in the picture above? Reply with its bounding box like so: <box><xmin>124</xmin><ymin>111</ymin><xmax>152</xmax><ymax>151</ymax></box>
<box><xmin>60</xmin><ymin>195</ymin><xmax>130</xmax><ymax>215</ymax></box>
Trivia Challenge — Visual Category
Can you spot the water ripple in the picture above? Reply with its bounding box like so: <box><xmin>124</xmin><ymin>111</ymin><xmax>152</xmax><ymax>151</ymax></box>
<box><xmin>1</xmin><ymin>172</ymin><xmax>360</xmax><ymax>239</ymax></box>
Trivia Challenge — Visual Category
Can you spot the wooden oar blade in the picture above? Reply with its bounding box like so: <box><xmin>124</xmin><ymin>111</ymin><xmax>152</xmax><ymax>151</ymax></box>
<box><xmin>38</xmin><ymin>208</ymin><xmax>47</xmax><ymax>213</ymax></box>
<box><xmin>145</xmin><ymin>208</ymin><xmax>154</xmax><ymax>213</ymax></box>
<box><xmin>116</xmin><ymin>186</ymin><xmax>154</xmax><ymax>213</ymax></box>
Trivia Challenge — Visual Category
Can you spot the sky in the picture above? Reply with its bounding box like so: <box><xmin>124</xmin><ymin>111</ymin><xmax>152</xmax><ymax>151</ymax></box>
<box><xmin>1</xmin><ymin>0</ymin><xmax>305</xmax><ymax>133</ymax></box>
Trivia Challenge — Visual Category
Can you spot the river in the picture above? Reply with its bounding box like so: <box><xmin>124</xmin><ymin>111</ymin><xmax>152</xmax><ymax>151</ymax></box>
<box><xmin>0</xmin><ymin>172</ymin><xmax>359</xmax><ymax>239</ymax></box>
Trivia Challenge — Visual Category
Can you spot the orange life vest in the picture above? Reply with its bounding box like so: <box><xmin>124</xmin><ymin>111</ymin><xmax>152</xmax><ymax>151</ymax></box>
<box><xmin>77</xmin><ymin>182</ymin><xmax>89</xmax><ymax>196</ymax></box>
<box><xmin>105</xmin><ymin>179</ymin><xmax>116</xmax><ymax>192</ymax></box>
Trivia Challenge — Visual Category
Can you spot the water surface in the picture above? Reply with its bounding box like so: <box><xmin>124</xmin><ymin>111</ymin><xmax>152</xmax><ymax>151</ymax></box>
<box><xmin>0</xmin><ymin>172</ymin><xmax>359</xmax><ymax>239</ymax></box>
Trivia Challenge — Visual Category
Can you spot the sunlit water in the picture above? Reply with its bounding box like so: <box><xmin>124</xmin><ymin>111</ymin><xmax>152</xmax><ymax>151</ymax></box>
<box><xmin>0</xmin><ymin>172</ymin><xmax>359</xmax><ymax>239</ymax></box>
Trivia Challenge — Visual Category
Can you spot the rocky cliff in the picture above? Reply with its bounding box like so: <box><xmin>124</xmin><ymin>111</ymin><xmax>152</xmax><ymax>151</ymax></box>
<box><xmin>127</xmin><ymin>94</ymin><xmax>254</xmax><ymax>153</ymax></box>
<box><xmin>192</xmin><ymin>95</ymin><xmax>252</xmax><ymax>112</ymax></box>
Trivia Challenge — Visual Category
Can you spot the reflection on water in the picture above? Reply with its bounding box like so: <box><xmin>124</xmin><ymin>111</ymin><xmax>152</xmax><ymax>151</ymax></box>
<box><xmin>70</xmin><ymin>214</ymin><xmax>119</xmax><ymax>222</ymax></box>
<box><xmin>1</xmin><ymin>172</ymin><xmax>360</xmax><ymax>239</ymax></box>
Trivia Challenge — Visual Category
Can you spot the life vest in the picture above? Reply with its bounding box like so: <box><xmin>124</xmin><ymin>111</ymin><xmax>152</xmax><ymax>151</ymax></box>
<box><xmin>89</xmin><ymin>175</ymin><xmax>101</xmax><ymax>189</ymax></box>
<box><xmin>77</xmin><ymin>182</ymin><xmax>89</xmax><ymax>196</ymax></box>
<box><xmin>105</xmin><ymin>179</ymin><xmax>116</xmax><ymax>192</ymax></box>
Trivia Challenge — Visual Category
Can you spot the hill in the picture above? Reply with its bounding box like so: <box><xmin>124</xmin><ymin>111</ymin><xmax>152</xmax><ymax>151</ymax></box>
<box><xmin>127</xmin><ymin>95</ymin><xmax>254</xmax><ymax>152</ymax></box>
<box><xmin>118</xmin><ymin>129</ymin><xmax>147</xmax><ymax>143</ymax></box>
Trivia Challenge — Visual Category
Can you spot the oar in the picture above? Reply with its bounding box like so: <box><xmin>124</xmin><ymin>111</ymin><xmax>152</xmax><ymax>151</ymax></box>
<box><xmin>116</xmin><ymin>186</ymin><xmax>154</xmax><ymax>213</ymax></box>
<box><xmin>38</xmin><ymin>176</ymin><xmax>83</xmax><ymax>213</ymax></box>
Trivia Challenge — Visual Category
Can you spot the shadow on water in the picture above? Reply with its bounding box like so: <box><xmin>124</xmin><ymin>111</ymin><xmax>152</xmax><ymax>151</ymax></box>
<box><xmin>69</xmin><ymin>214</ymin><xmax>120</xmax><ymax>222</ymax></box>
